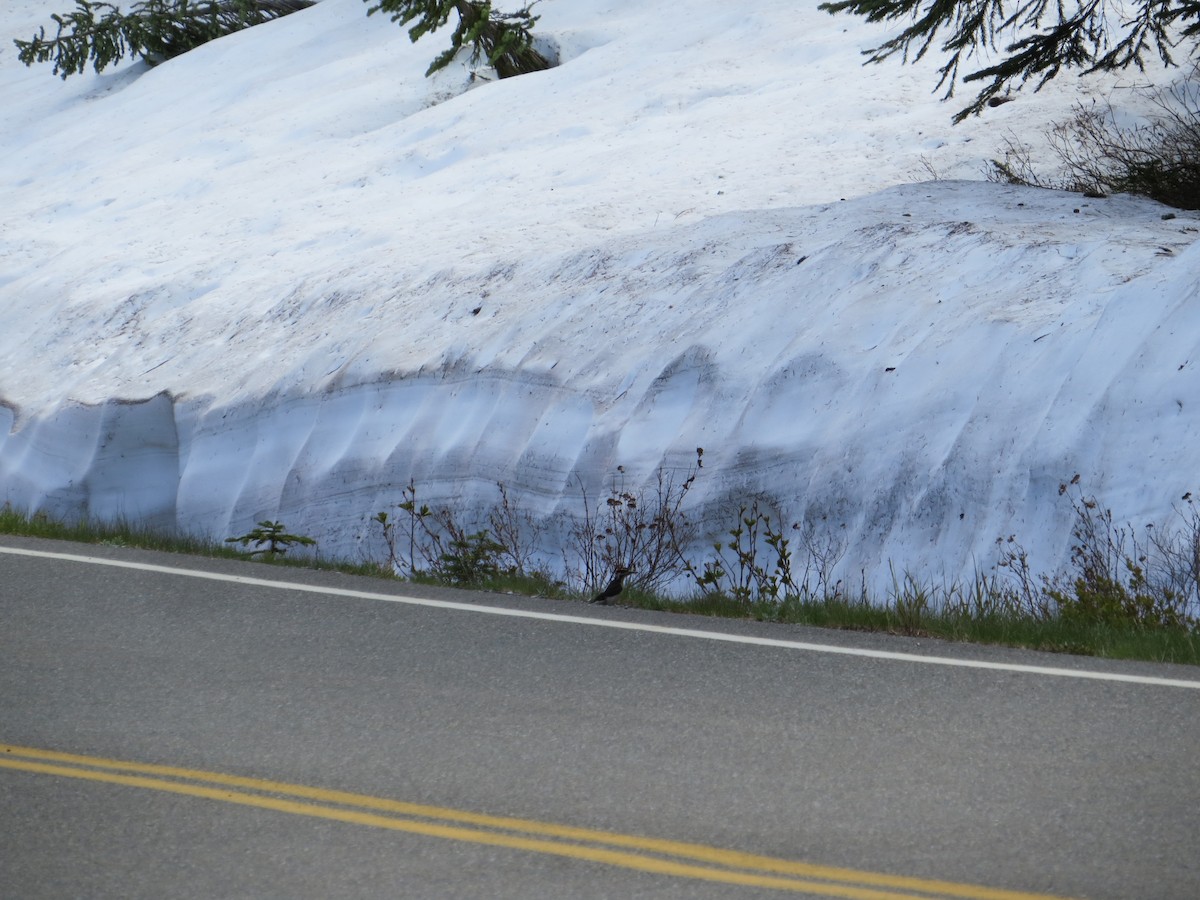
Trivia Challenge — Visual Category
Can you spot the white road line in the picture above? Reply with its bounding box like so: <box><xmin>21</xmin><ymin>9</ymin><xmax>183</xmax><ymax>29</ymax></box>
<box><xmin>3</xmin><ymin>544</ymin><xmax>1199</xmax><ymax>690</ymax></box>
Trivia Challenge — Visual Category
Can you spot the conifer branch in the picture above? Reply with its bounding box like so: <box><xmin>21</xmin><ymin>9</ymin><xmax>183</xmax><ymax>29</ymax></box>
<box><xmin>820</xmin><ymin>0</ymin><xmax>1200</xmax><ymax>121</ymax></box>
<box><xmin>364</xmin><ymin>0</ymin><xmax>550</xmax><ymax>78</ymax></box>
<box><xmin>15</xmin><ymin>0</ymin><xmax>313</xmax><ymax>78</ymax></box>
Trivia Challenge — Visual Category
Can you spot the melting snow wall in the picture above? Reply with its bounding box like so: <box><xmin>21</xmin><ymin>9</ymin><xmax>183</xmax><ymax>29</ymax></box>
<box><xmin>3</xmin><ymin>186</ymin><xmax>1200</xmax><ymax>592</ymax></box>
<box><xmin>0</xmin><ymin>392</ymin><xmax>179</xmax><ymax>529</ymax></box>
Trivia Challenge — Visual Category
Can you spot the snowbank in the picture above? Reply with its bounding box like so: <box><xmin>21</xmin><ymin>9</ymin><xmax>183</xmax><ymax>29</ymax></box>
<box><xmin>2</xmin><ymin>0</ymin><xmax>1198</xmax><ymax>588</ymax></box>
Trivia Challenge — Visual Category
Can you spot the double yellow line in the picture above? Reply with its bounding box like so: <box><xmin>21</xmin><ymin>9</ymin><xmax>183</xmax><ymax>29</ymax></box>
<box><xmin>1</xmin><ymin>743</ymin><xmax>1071</xmax><ymax>899</ymax></box>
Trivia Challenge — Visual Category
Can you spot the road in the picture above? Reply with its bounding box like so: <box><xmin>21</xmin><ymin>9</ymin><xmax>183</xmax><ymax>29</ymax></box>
<box><xmin>2</xmin><ymin>536</ymin><xmax>1199</xmax><ymax>899</ymax></box>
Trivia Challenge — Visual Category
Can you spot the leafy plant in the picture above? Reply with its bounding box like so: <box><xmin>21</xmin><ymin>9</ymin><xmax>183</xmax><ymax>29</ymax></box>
<box><xmin>995</xmin><ymin>478</ymin><xmax>1200</xmax><ymax>630</ymax></box>
<box><xmin>15</xmin><ymin>0</ymin><xmax>313</xmax><ymax>78</ymax></box>
<box><xmin>685</xmin><ymin>498</ymin><xmax>798</xmax><ymax>606</ymax></box>
<box><xmin>1047</xmin><ymin>481</ymin><xmax>1196</xmax><ymax>629</ymax></box>
<box><xmin>376</xmin><ymin>479</ymin><xmax>542</xmax><ymax>586</ymax></box>
<box><xmin>374</xmin><ymin>480</ymin><xmax>429</xmax><ymax>577</ymax></box>
<box><xmin>682</xmin><ymin>497</ymin><xmax>849</xmax><ymax>609</ymax></box>
<box><xmin>225</xmin><ymin>520</ymin><xmax>316</xmax><ymax>559</ymax></box>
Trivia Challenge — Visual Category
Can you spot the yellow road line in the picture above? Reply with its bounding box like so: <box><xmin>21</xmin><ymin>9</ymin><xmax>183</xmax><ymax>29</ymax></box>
<box><xmin>0</xmin><ymin>744</ymin><xmax>1075</xmax><ymax>900</ymax></box>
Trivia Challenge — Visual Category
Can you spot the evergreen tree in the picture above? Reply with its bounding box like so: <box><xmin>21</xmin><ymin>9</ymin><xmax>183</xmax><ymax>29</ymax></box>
<box><xmin>15</xmin><ymin>0</ymin><xmax>312</xmax><ymax>78</ymax></box>
<box><xmin>364</xmin><ymin>0</ymin><xmax>549</xmax><ymax>78</ymax></box>
<box><xmin>225</xmin><ymin>520</ymin><xmax>316</xmax><ymax>559</ymax></box>
<box><xmin>820</xmin><ymin>0</ymin><xmax>1200</xmax><ymax>121</ymax></box>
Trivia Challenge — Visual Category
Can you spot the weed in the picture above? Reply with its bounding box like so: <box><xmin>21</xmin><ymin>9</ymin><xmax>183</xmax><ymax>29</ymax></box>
<box><xmin>6</xmin><ymin>467</ymin><xmax>1200</xmax><ymax>666</ymax></box>
<box><xmin>488</xmin><ymin>482</ymin><xmax>546</xmax><ymax>577</ymax></box>
<box><xmin>567</xmin><ymin>450</ymin><xmax>701</xmax><ymax>598</ymax></box>
<box><xmin>1047</xmin><ymin>482</ymin><xmax>1197</xmax><ymax>629</ymax></box>
<box><xmin>376</xmin><ymin>480</ymin><xmax>550</xmax><ymax>588</ymax></box>
<box><xmin>993</xmin><ymin>534</ymin><xmax>1057</xmax><ymax>621</ymax></box>
<box><xmin>681</xmin><ymin>496</ymin><xmax>848</xmax><ymax>610</ymax></box>
<box><xmin>374</xmin><ymin>480</ymin><xmax>429</xmax><ymax>577</ymax></box>
<box><xmin>993</xmin><ymin>478</ymin><xmax>1200</xmax><ymax>631</ymax></box>
<box><xmin>685</xmin><ymin>497</ymin><xmax>799</xmax><ymax>606</ymax></box>
<box><xmin>888</xmin><ymin>567</ymin><xmax>932</xmax><ymax>635</ymax></box>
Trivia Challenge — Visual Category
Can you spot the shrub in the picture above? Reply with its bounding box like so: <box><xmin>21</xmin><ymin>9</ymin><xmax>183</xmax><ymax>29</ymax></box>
<box><xmin>375</xmin><ymin>479</ymin><xmax>543</xmax><ymax>587</ymax></box>
<box><xmin>679</xmin><ymin>492</ymin><xmax>849</xmax><ymax>609</ymax></box>
<box><xmin>1048</xmin><ymin>483</ymin><xmax>1198</xmax><ymax>629</ymax></box>
<box><xmin>996</xmin><ymin>478</ymin><xmax>1200</xmax><ymax>630</ymax></box>
<box><xmin>685</xmin><ymin>498</ymin><xmax>800</xmax><ymax>607</ymax></box>
<box><xmin>989</xmin><ymin>71</ymin><xmax>1200</xmax><ymax>209</ymax></box>
<box><xmin>567</xmin><ymin>451</ymin><xmax>702</xmax><ymax>598</ymax></box>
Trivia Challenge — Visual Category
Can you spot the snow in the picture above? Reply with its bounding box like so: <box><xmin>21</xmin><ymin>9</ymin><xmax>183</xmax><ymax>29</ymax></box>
<box><xmin>1</xmin><ymin>0</ymin><xmax>1198</xmax><ymax>589</ymax></box>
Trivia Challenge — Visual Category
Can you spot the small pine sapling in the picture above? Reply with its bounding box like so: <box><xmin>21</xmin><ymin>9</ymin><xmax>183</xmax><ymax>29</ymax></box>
<box><xmin>226</xmin><ymin>520</ymin><xmax>316</xmax><ymax>559</ymax></box>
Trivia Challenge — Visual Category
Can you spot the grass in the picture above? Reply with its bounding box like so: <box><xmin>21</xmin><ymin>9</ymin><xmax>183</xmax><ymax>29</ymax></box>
<box><xmin>2</xmin><ymin>504</ymin><xmax>1197</xmax><ymax>666</ymax></box>
<box><xmin>0</xmin><ymin>504</ymin><xmax>347</xmax><ymax>570</ymax></box>
<box><xmin>612</xmin><ymin>585</ymin><xmax>1200</xmax><ymax>664</ymax></box>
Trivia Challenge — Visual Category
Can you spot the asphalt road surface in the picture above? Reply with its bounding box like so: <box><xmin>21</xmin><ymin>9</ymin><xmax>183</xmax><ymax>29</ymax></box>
<box><xmin>2</xmin><ymin>536</ymin><xmax>1199</xmax><ymax>899</ymax></box>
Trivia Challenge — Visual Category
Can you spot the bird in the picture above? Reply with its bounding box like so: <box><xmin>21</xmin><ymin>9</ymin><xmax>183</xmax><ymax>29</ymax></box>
<box><xmin>591</xmin><ymin>567</ymin><xmax>632</xmax><ymax>605</ymax></box>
